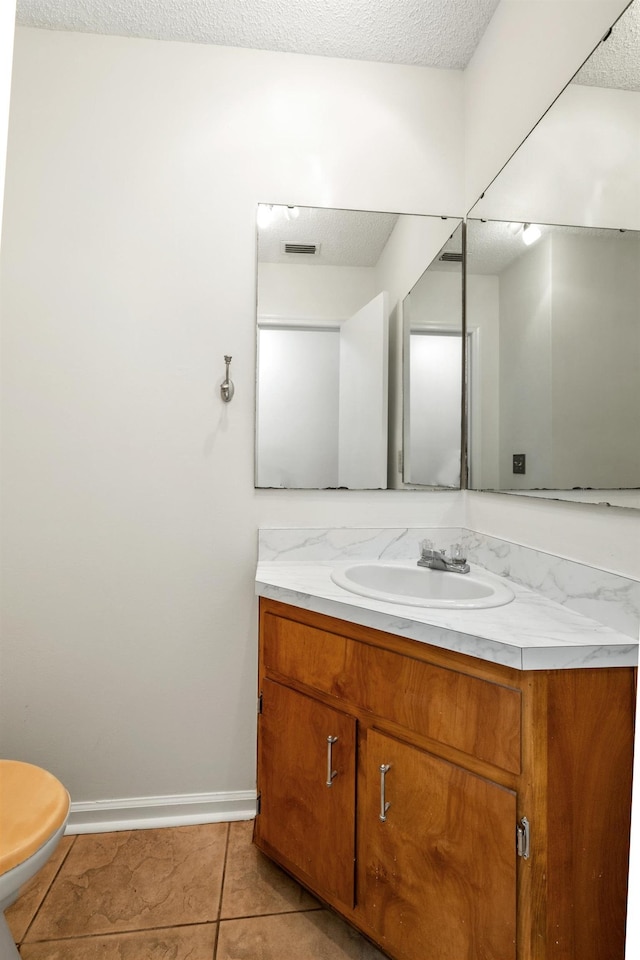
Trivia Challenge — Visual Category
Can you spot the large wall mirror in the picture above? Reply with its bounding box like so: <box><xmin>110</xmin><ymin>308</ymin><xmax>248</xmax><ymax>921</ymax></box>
<box><xmin>467</xmin><ymin>0</ymin><xmax>640</xmax><ymax>508</ymax></box>
<box><xmin>255</xmin><ymin>204</ymin><xmax>462</xmax><ymax>489</ymax></box>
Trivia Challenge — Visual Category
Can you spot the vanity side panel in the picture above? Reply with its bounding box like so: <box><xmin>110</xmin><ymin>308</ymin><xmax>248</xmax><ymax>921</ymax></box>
<box><xmin>544</xmin><ymin>667</ymin><xmax>635</xmax><ymax>960</ymax></box>
<box><xmin>517</xmin><ymin>673</ymin><xmax>550</xmax><ymax>960</ymax></box>
<box><xmin>262</xmin><ymin>606</ymin><xmax>522</xmax><ymax>774</ymax></box>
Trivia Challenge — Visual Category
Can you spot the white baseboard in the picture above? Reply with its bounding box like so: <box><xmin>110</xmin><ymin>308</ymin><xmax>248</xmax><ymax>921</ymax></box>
<box><xmin>66</xmin><ymin>790</ymin><xmax>257</xmax><ymax>835</ymax></box>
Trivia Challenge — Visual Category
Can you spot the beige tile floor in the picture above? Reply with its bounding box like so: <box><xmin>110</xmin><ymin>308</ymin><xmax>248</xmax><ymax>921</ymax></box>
<box><xmin>7</xmin><ymin>820</ymin><xmax>388</xmax><ymax>959</ymax></box>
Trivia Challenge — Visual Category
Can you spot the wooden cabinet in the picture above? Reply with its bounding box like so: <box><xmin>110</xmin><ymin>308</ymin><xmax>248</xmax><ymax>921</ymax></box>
<box><xmin>360</xmin><ymin>729</ymin><xmax>517</xmax><ymax>960</ymax></box>
<box><xmin>254</xmin><ymin>598</ymin><xmax>635</xmax><ymax>960</ymax></box>
<box><xmin>257</xmin><ymin>678</ymin><xmax>356</xmax><ymax>906</ymax></box>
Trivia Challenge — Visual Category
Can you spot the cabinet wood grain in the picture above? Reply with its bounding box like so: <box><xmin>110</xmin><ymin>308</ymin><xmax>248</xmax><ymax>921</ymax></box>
<box><xmin>255</xmin><ymin>677</ymin><xmax>356</xmax><ymax>906</ymax></box>
<box><xmin>255</xmin><ymin>597</ymin><xmax>635</xmax><ymax>960</ymax></box>
<box><xmin>263</xmin><ymin>609</ymin><xmax>522</xmax><ymax>773</ymax></box>
<box><xmin>360</xmin><ymin>728</ymin><xmax>517</xmax><ymax>960</ymax></box>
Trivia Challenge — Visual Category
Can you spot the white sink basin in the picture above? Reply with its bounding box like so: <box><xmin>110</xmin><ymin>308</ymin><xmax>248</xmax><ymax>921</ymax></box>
<box><xmin>331</xmin><ymin>561</ymin><xmax>514</xmax><ymax>609</ymax></box>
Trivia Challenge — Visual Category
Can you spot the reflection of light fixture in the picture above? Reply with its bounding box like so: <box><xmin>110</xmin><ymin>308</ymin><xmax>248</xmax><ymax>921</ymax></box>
<box><xmin>285</xmin><ymin>205</ymin><xmax>300</xmax><ymax>221</ymax></box>
<box><xmin>257</xmin><ymin>204</ymin><xmax>274</xmax><ymax>229</ymax></box>
<box><xmin>522</xmin><ymin>223</ymin><xmax>541</xmax><ymax>246</ymax></box>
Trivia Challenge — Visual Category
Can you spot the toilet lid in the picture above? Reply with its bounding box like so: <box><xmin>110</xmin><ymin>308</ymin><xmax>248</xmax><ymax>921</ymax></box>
<box><xmin>0</xmin><ymin>760</ymin><xmax>70</xmax><ymax>875</ymax></box>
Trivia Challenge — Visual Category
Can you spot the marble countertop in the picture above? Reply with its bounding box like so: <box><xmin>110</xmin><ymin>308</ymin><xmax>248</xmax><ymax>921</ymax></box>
<box><xmin>256</xmin><ymin>560</ymin><xmax>638</xmax><ymax>671</ymax></box>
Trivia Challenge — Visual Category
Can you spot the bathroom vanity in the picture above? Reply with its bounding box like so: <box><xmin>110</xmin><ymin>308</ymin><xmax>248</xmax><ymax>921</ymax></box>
<box><xmin>254</xmin><ymin>538</ymin><xmax>638</xmax><ymax>960</ymax></box>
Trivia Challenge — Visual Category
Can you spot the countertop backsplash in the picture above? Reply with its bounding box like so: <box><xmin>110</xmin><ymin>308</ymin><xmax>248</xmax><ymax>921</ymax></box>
<box><xmin>258</xmin><ymin>528</ymin><xmax>640</xmax><ymax>640</ymax></box>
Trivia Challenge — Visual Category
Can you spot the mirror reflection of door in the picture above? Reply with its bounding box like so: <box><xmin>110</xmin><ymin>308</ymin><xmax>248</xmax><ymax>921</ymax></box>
<box><xmin>338</xmin><ymin>292</ymin><xmax>389</xmax><ymax>489</ymax></box>
<box><xmin>256</xmin><ymin>321</ymin><xmax>340</xmax><ymax>488</ymax></box>
<box><xmin>402</xmin><ymin>223</ymin><xmax>463</xmax><ymax>488</ymax></box>
<box><xmin>256</xmin><ymin>290</ymin><xmax>389</xmax><ymax>489</ymax></box>
<box><xmin>407</xmin><ymin>331</ymin><xmax>461</xmax><ymax>487</ymax></box>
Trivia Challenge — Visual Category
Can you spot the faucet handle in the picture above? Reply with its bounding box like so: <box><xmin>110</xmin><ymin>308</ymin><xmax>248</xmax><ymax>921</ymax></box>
<box><xmin>450</xmin><ymin>542</ymin><xmax>466</xmax><ymax>564</ymax></box>
<box><xmin>420</xmin><ymin>539</ymin><xmax>434</xmax><ymax>558</ymax></box>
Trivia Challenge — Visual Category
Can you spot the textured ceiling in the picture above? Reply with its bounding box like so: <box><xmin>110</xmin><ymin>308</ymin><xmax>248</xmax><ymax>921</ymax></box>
<box><xmin>15</xmin><ymin>0</ymin><xmax>501</xmax><ymax>68</ymax></box>
<box><xmin>466</xmin><ymin>221</ymin><xmax>639</xmax><ymax>275</ymax></box>
<box><xmin>574</xmin><ymin>0</ymin><xmax>640</xmax><ymax>90</ymax></box>
<box><xmin>15</xmin><ymin>0</ymin><xmax>638</xmax><ymax>84</ymax></box>
<box><xmin>257</xmin><ymin>206</ymin><xmax>399</xmax><ymax>267</ymax></box>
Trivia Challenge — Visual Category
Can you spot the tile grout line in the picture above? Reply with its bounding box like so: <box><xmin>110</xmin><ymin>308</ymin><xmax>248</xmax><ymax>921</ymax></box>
<box><xmin>18</xmin><ymin>824</ymin><xmax>229</xmax><ymax>950</ymax></box>
<box><xmin>18</xmin><ymin>908</ymin><xmax>326</xmax><ymax>948</ymax></box>
<box><xmin>18</xmin><ymin>835</ymin><xmax>78</xmax><ymax>947</ymax></box>
<box><xmin>16</xmin><ymin>823</ymin><xmax>382</xmax><ymax>957</ymax></box>
<box><xmin>212</xmin><ymin>820</ymin><xmax>231</xmax><ymax>959</ymax></box>
<box><xmin>218</xmin><ymin>906</ymin><xmax>326</xmax><ymax>923</ymax></box>
<box><xmin>18</xmin><ymin>920</ymin><xmax>220</xmax><ymax>945</ymax></box>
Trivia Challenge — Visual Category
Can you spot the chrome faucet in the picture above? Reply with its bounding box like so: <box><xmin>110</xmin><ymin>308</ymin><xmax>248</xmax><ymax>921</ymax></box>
<box><xmin>417</xmin><ymin>540</ymin><xmax>470</xmax><ymax>575</ymax></box>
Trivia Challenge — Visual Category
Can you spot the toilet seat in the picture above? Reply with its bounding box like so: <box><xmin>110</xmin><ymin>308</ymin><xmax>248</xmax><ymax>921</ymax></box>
<box><xmin>0</xmin><ymin>761</ymin><xmax>70</xmax><ymax>876</ymax></box>
<box><xmin>0</xmin><ymin>761</ymin><xmax>70</xmax><ymax>959</ymax></box>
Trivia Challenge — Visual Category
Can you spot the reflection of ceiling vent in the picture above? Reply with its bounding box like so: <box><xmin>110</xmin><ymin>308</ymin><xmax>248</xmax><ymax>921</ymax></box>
<box><xmin>439</xmin><ymin>251</ymin><xmax>463</xmax><ymax>262</ymax></box>
<box><xmin>282</xmin><ymin>242</ymin><xmax>320</xmax><ymax>255</ymax></box>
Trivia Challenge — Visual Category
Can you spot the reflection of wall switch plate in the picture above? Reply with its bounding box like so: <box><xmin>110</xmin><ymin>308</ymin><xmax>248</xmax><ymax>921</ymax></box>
<box><xmin>513</xmin><ymin>454</ymin><xmax>526</xmax><ymax>475</ymax></box>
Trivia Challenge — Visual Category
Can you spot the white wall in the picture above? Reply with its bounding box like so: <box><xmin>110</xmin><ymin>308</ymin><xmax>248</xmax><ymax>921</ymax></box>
<box><xmin>257</xmin><ymin>261</ymin><xmax>376</xmax><ymax>319</ymax></box>
<box><xmin>551</xmin><ymin>232</ymin><xmax>640</xmax><ymax>487</ymax></box>
<box><xmin>0</xmin><ymin>0</ymin><xmax>15</xmax><ymax>243</ymax></box>
<box><xmin>466</xmin><ymin>273</ymin><xmax>500</xmax><ymax>489</ymax></box>
<box><xmin>405</xmin><ymin>267</ymin><xmax>462</xmax><ymax>331</ymax></box>
<box><xmin>464</xmin><ymin>0</ymin><xmax>630</xmax><ymax>210</ymax></box>
<box><xmin>465</xmin><ymin>489</ymin><xmax>640</xmax><ymax>577</ymax></box>
<box><xmin>471</xmin><ymin>84</ymin><xmax>640</xmax><ymax>229</ymax></box>
<box><xmin>498</xmin><ymin>236</ymin><xmax>553</xmax><ymax>487</ymax></box>
<box><xmin>0</xmin><ymin>27</ymin><xmax>465</xmax><ymax>804</ymax></box>
<box><xmin>485</xmin><ymin>231</ymin><xmax>640</xmax><ymax>491</ymax></box>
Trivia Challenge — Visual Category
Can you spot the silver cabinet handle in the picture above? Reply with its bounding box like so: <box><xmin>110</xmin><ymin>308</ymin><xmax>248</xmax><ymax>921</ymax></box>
<box><xmin>379</xmin><ymin>763</ymin><xmax>391</xmax><ymax>821</ymax></box>
<box><xmin>326</xmin><ymin>736</ymin><xmax>338</xmax><ymax>786</ymax></box>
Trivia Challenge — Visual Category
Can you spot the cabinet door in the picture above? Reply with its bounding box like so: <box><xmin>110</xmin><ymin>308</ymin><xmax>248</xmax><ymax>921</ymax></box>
<box><xmin>256</xmin><ymin>678</ymin><xmax>356</xmax><ymax>906</ymax></box>
<box><xmin>360</xmin><ymin>729</ymin><xmax>517</xmax><ymax>960</ymax></box>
